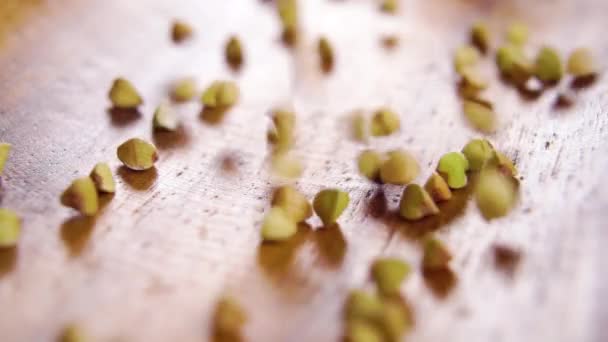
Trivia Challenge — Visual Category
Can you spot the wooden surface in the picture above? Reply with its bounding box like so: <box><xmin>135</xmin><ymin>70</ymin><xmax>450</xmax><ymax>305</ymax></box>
<box><xmin>1</xmin><ymin>0</ymin><xmax>607</xmax><ymax>341</ymax></box>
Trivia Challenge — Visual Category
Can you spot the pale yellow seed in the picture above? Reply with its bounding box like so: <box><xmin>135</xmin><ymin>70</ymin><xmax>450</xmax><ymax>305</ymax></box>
<box><xmin>313</xmin><ymin>189</ymin><xmax>349</xmax><ymax>226</ymax></box>
<box><xmin>271</xmin><ymin>153</ymin><xmax>303</xmax><ymax>179</ymax></box>
<box><xmin>424</xmin><ymin>172</ymin><xmax>452</xmax><ymax>202</ymax></box>
<box><xmin>271</xmin><ymin>186</ymin><xmax>312</xmax><ymax>223</ymax></box>
<box><xmin>422</xmin><ymin>237</ymin><xmax>452</xmax><ymax>269</ymax></box>
<box><xmin>0</xmin><ymin>208</ymin><xmax>21</xmax><ymax>248</ymax></box>
<box><xmin>475</xmin><ymin>167</ymin><xmax>518</xmax><ymax>220</ymax></box>
<box><xmin>463</xmin><ymin>100</ymin><xmax>496</xmax><ymax>133</ymax></box>
<box><xmin>358</xmin><ymin>150</ymin><xmax>384</xmax><ymax>181</ymax></box>
<box><xmin>379</xmin><ymin>150</ymin><xmax>419</xmax><ymax>185</ymax></box>
<box><xmin>153</xmin><ymin>103</ymin><xmax>179</xmax><ymax>131</ymax></box>
<box><xmin>171</xmin><ymin>78</ymin><xmax>197</xmax><ymax>102</ymax></box>
<box><xmin>567</xmin><ymin>48</ymin><xmax>596</xmax><ymax>77</ymax></box>
<box><xmin>60</xmin><ymin>177</ymin><xmax>99</xmax><ymax>216</ymax></box>
<box><xmin>201</xmin><ymin>81</ymin><xmax>239</xmax><ymax>109</ymax></box>
<box><xmin>399</xmin><ymin>184</ymin><xmax>439</xmax><ymax>220</ymax></box>
<box><xmin>90</xmin><ymin>162</ymin><xmax>115</xmax><ymax>193</ymax></box>
<box><xmin>345</xmin><ymin>319</ymin><xmax>384</xmax><ymax>342</ymax></box>
<box><xmin>0</xmin><ymin>143</ymin><xmax>11</xmax><ymax>176</ymax></box>
<box><xmin>454</xmin><ymin>45</ymin><xmax>480</xmax><ymax>74</ymax></box>
<box><xmin>108</xmin><ymin>78</ymin><xmax>142</xmax><ymax>108</ymax></box>
<box><xmin>116</xmin><ymin>138</ymin><xmax>158</xmax><ymax>171</ymax></box>
<box><xmin>261</xmin><ymin>207</ymin><xmax>298</xmax><ymax>241</ymax></box>
<box><xmin>344</xmin><ymin>290</ymin><xmax>384</xmax><ymax>321</ymax></box>
<box><xmin>506</xmin><ymin>22</ymin><xmax>528</xmax><ymax>46</ymax></box>
<box><xmin>370</xmin><ymin>108</ymin><xmax>400</xmax><ymax>136</ymax></box>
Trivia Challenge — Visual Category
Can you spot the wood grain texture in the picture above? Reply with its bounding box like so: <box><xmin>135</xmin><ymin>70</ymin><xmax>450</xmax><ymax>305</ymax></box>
<box><xmin>0</xmin><ymin>0</ymin><xmax>607</xmax><ymax>341</ymax></box>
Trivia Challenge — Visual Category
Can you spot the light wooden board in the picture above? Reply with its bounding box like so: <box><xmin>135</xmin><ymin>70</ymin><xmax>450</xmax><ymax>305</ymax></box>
<box><xmin>0</xmin><ymin>0</ymin><xmax>607</xmax><ymax>341</ymax></box>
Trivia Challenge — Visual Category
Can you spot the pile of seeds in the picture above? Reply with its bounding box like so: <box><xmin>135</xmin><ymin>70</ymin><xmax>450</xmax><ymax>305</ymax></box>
<box><xmin>0</xmin><ymin>1</ymin><xmax>600</xmax><ymax>340</ymax></box>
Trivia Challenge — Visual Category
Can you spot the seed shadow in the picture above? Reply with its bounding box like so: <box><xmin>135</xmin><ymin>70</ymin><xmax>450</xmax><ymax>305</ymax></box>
<box><xmin>216</xmin><ymin>151</ymin><xmax>242</xmax><ymax>175</ymax></box>
<box><xmin>152</xmin><ymin>125</ymin><xmax>191</xmax><ymax>150</ymax></box>
<box><xmin>212</xmin><ymin>331</ymin><xmax>243</xmax><ymax>342</ymax></box>
<box><xmin>553</xmin><ymin>92</ymin><xmax>575</xmax><ymax>110</ymax></box>
<box><xmin>366</xmin><ymin>188</ymin><xmax>388</xmax><ymax>218</ymax></box>
<box><xmin>257</xmin><ymin>223</ymin><xmax>312</xmax><ymax>281</ymax></box>
<box><xmin>107</xmin><ymin>107</ymin><xmax>141</xmax><ymax>127</ymax></box>
<box><xmin>321</xmin><ymin>60</ymin><xmax>334</xmax><ymax>74</ymax></box>
<box><xmin>422</xmin><ymin>266</ymin><xmax>458</xmax><ymax>299</ymax></box>
<box><xmin>515</xmin><ymin>84</ymin><xmax>543</xmax><ymax>101</ymax></box>
<box><xmin>492</xmin><ymin>243</ymin><xmax>522</xmax><ymax>279</ymax></box>
<box><xmin>200</xmin><ymin>107</ymin><xmax>230</xmax><ymax>125</ymax></box>
<box><xmin>570</xmin><ymin>74</ymin><xmax>597</xmax><ymax>89</ymax></box>
<box><xmin>117</xmin><ymin>166</ymin><xmax>158</xmax><ymax>191</ymax></box>
<box><xmin>61</xmin><ymin>215</ymin><xmax>96</xmax><ymax>257</ymax></box>
<box><xmin>0</xmin><ymin>247</ymin><xmax>17</xmax><ymax>278</ymax></box>
<box><xmin>313</xmin><ymin>223</ymin><xmax>347</xmax><ymax>269</ymax></box>
<box><xmin>280</xmin><ymin>29</ymin><xmax>297</xmax><ymax>47</ymax></box>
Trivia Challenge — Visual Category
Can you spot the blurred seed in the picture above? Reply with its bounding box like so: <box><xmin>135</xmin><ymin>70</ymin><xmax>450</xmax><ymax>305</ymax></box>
<box><xmin>534</xmin><ymin>47</ymin><xmax>563</xmax><ymax>83</ymax></box>
<box><xmin>108</xmin><ymin>78</ymin><xmax>142</xmax><ymax>109</ymax></box>
<box><xmin>171</xmin><ymin>20</ymin><xmax>193</xmax><ymax>42</ymax></box>
<box><xmin>471</xmin><ymin>22</ymin><xmax>491</xmax><ymax>53</ymax></box>
<box><xmin>371</xmin><ymin>258</ymin><xmax>411</xmax><ymax>296</ymax></box>
<box><xmin>271</xmin><ymin>185</ymin><xmax>312</xmax><ymax>223</ymax></box>
<box><xmin>60</xmin><ymin>177</ymin><xmax>99</xmax><ymax>216</ymax></box>
<box><xmin>358</xmin><ymin>150</ymin><xmax>385</xmax><ymax>181</ymax></box>
<box><xmin>381</xmin><ymin>35</ymin><xmax>399</xmax><ymax>50</ymax></box>
<box><xmin>351</xmin><ymin>111</ymin><xmax>369</xmax><ymax>142</ymax></box>
<box><xmin>462</xmin><ymin>138</ymin><xmax>494</xmax><ymax>171</ymax></box>
<box><xmin>318</xmin><ymin>37</ymin><xmax>334</xmax><ymax>72</ymax></box>
<box><xmin>225</xmin><ymin>36</ymin><xmax>243</xmax><ymax>70</ymax></box>
<box><xmin>463</xmin><ymin>100</ymin><xmax>497</xmax><ymax>133</ymax></box>
<box><xmin>422</xmin><ymin>237</ymin><xmax>452</xmax><ymax>269</ymax></box>
<box><xmin>117</xmin><ymin>138</ymin><xmax>158</xmax><ymax>171</ymax></box>
<box><xmin>459</xmin><ymin>67</ymin><xmax>487</xmax><ymax>98</ymax></box>
<box><xmin>487</xmin><ymin>151</ymin><xmax>517</xmax><ymax>178</ymax></box>
<box><xmin>58</xmin><ymin>324</ymin><xmax>87</xmax><ymax>342</ymax></box>
<box><xmin>278</xmin><ymin>0</ymin><xmax>298</xmax><ymax>45</ymax></box>
<box><xmin>399</xmin><ymin>184</ymin><xmax>439</xmax><ymax>220</ymax></box>
<box><xmin>379</xmin><ymin>150</ymin><xmax>419</xmax><ymax>185</ymax></box>
<box><xmin>0</xmin><ymin>142</ymin><xmax>11</xmax><ymax>176</ymax></box>
<box><xmin>313</xmin><ymin>188</ymin><xmax>349</xmax><ymax>226</ymax></box>
<box><xmin>379</xmin><ymin>299</ymin><xmax>411</xmax><ymax>341</ymax></box>
<box><xmin>201</xmin><ymin>81</ymin><xmax>239</xmax><ymax>109</ymax></box>
<box><xmin>153</xmin><ymin>103</ymin><xmax>179</xmax><ymax>131</ymax></box>
<box><xmin>567</xmin><ymin>48</ymin><xmax>596</xmax><ymax>77</ymax></box>
<box><xmin>212</xmin><ymin>297</ymin><xmax>247</xmax><ymax>340</ymax></box>
<box><xmin>380</xmin><ymin>0</ymin><xmax>398</xmax><ymax>14</ymax></box>
<box><xmin>171</xmin><ymin>78</ymin><xmax>197</xmax><ymax>102</ymax></box>
<box><xmin>344</xmin><ymin>290</ymin><xmax>384</xmax><ymax>321</ymax></box>
<box><xmin>345</xmin><ymin>319</ymin><xmax>384</xmax><ymax>342</ymax></box>
<box><xmin>454</xmin><ymin>45</ymin><xmax>480</xmax><ymax>74</ymax></box>
<box><xmin>268</xmin><ymin>109</ymin><xmax>295</xmax><ymax>153</ymax></box>
<box><xmin>0</xmin><ymin>208</ymin><xmax>21</xmax><ymax>248</ymax></box>
<box><xmin>437</xmin><ymin>152</ymin><xmax>469</xmax><ymax>189</ymax></box>
<box><xmin>506</xmin><ymin>22</ymin><xmax>528</xmax><ymax>46</ymax></box>
<box><xmin>370</xmin><ymin>108</ymin><xmax>400</xmax><ymax>136</ymax></box>
<box><xmin>496</xmin><ymin>45</ymin><xmax>533</xmax><ymax>83</ymax></box>
<box><xmin>475</xmin><ymin>167</ymin><xmax>518</xmax><ymax>220</ymax></box>
<box><xmin>261</xmin><ymin>207</ymin><xmax>298</xmax><ymax>241</ymax></box>
<box><xmin>89</xmin><ymin>162</ymin><xmax>115</xmax><ymax>193</ymax></box>
<box><xmin>424</xmin><ymin>172</ymin><xmax>452</xmax><ymax>202</ymax></box>
<box><xmin>271</xmin><ymin>153</ymin><xmax>302</xmax><ymax>179</ymax></box>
